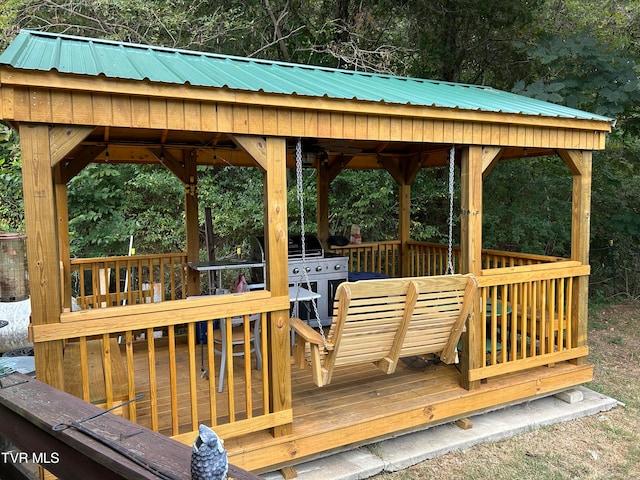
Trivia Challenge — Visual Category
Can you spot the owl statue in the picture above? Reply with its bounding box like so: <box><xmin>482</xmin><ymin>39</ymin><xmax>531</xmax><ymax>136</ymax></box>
<box><xmin>191</xmin><ymin>424</ymin><xmax>228</xmax><ymax>480</ymax></box>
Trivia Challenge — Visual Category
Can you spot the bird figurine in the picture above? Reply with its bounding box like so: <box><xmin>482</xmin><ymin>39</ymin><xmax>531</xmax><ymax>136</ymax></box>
<box><xmin>191</xmin><ymin>424</ymin><xmax>228</xmax><ymax>480</ymax></box>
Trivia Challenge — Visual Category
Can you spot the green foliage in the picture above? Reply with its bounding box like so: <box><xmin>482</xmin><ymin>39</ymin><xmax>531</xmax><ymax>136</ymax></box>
<box><xmin>6</xmin><ymin>0</ymin><xmax>246</xmax><ymax>51</ymax></box>
<box><xmin>410</xmin><ymin>167</ymin><xmax>455</xmax><ymax>243</ymax></box>
<box><xmin>0</xmin><ymin>124</ymin><xmax>23</xmax><ymax>232</ymax></box>
<box><xmin>483</xmin><ymin>157</ymin><xmax>573</xmax><ymax>256</ymax></box>
<box><xmin>405</xmin><ymin>0</ymin><xmax>544</xmax><ymax>86</ymax></box>
<box><xmin>197</xmin><ymin>166</ymin><xmax>265</xmax><ymax>257</ymax></box>
<box><xmin>67</xmin><ymin>164</ymin><xmax>195</xmax><ymax>257</ymax></box>
<box><xmin>513</xmin><ymin>33</ymin><xmax>640</xmax><ymax>132</ymax></box>
<box><xmin>328</xmin><ymin>170</ymin><xmax>398</xmax><ymax>241</ymax></box>
<box><xmin>590</xmin><ymin>141</ymin><xmax>640</xmax><ymax>298</ymax></box>
<box><xmin>68</xmin><ymin>164</ymin><xmax>135</xmax><ymax>256</ymax></box>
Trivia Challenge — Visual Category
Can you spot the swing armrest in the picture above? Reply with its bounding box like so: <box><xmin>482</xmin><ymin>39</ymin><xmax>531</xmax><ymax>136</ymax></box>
<box><xmin>291</xmin><ymin>318</ymin><xmax>333</xmax><ymax>349</ymax></box>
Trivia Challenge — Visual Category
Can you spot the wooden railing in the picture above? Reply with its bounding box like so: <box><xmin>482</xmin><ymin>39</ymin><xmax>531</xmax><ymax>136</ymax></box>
<box><xmin>30</xmin><ymin>291</ymin><xmax>292</xmax><ymax>443</ymax></box>
<box><xmin>405</xmin><ymin>242</ymin><xmax>566</xmax><ymax>277</ymax></box>
<box><xmin>333</xmin><ymin>241</ymin><xmax>567</xmax><ymax>278</ymax></box>
<box><xmin>56</xmin><ymin>245</ymin><xmax>588</xmax><ymax>442</ymax></box>
<box><xmin>69</xmin><ymin>253</ymin><xmax>188</xmax><ymax>309</ymax></box>
<box><xmin>405</xmin><ymin>241</ymin><xmax>459</xmax><ymax>276</ymax></box>
<box><xmin>329</xmin><ymin>240</ymin><xmax>401</xmax><ymax>277</ymax></box>
<box><xmin>466</xmin><ymin>261</ymin><xmax>590</xmax><ymax>382</ymax></box>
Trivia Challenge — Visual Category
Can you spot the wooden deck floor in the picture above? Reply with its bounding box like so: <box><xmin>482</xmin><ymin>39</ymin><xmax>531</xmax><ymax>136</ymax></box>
<box><xmin>110</xmin><ymin>339</ymin><xmax>593</xmax><ymax>473</ymax></box>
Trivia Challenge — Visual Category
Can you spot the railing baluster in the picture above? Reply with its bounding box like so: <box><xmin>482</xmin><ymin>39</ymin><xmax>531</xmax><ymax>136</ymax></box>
<box><xmin>125</xmin><ymin>330</ymin><xmax>137</xmax><ymax>422</ymax></box>
<box><xmin>260</xmin><ymin>312</ymin><xmax>269</xmax><ymax>416</ymax></box>
<box><xmin>566</xmin><ymin>278</ymin><xmax>573</xmax><ymax>349</ymax></box>
<box><xmin>79</xmin><ymin>336</ymin><xmax>90</xmax><ymax>402</ymax></box>
<box><xmin>243</xmin><ymin>314</ymin><xmax>253</xmax><ymax>419</ymax></box>
<box><xmin>168</xmin><ymin>325</ymin><xmax>179</xmax><ymax>435</ymax></box>
<box><xmin>225</xmin><ymin>316</ymin><xmax>236</xmax><ymax>423</ymax></box>
<box><xmin>207</xmin><ymin>320</ymin><xmax>217</xmax><ymax>425</ymax></box>
<box><xmin>102</xmin><ymin>333</ymin><xmax>114</xmax><ymax>408</ymax></box>
<box><xmin>187</xmin><ymin>323</ymin><xmax>198</xmax><ymax>431</ymax></box>
<box><xmin>147</xmin><ymin>327</ymin><xmax>158</xmax><ymax>431</ymax></box>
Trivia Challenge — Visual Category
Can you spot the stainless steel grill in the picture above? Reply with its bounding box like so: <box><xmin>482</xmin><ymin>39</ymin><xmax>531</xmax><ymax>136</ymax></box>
<box><xmin>250</xmin><ymin>234</ymin><xmax>349</xmax><ymax>326</ymax></box>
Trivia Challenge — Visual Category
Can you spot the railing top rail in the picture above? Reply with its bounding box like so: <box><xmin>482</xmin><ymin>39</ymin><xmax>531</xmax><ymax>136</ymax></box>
<box><xmin>329</xmin><ymin>240</ymin><xmax>401</xmax><ymax>249</ymax></box>
<box><xmin>480</xmin><ymin>247</ymin><xmax>566</xmax><ymax>263</ymax></box>
<box><xmin>32</xmin><ymin>291</ymin><xmax>290</xmax><ymax>342</ymax></box>
<box><xmin>70</xmin><ymin>252</ymin><xmax>187</xmax><ymax>265</ymax></box>
<box><xmin>477</xmin><ymin>262</ymin><xmax>589</xmax><ymax>287</ymax></box>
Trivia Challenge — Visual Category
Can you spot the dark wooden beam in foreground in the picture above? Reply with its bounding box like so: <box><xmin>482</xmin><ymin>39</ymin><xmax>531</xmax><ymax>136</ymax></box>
<box><xmin>0</xmin><ymin>373</ymin><xmax>260</xmax><ymax>480</ymax></box>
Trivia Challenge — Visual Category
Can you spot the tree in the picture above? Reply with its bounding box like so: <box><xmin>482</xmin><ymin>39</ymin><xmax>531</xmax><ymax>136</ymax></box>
<box><xmin>1</xmin><ymin>0</ymin><xmax>256</xmax><ymax>53</ymax></box>
<box><xmin>405</xmin><ymin>0</ymin><xmax>543</xmax><ymax>86</ymax></box>
<box><xmin>0</xmin><ymin>124</ymin><xmax>23</xmax><ymax>232</ymax></box>
<box><xmin>512</xmin><ymin>33</ymin><xmax>640</xmax><ymax>134</ymax></box>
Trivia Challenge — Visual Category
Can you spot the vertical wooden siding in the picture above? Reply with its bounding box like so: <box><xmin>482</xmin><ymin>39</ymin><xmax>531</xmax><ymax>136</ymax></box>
<box><xmin>1</xmin><ymin>86</ymin><xmax>608</xmax><ymax>150</ymax></box>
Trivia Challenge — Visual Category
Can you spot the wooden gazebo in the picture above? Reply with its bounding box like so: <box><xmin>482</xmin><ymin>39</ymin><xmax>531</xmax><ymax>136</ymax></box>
<box><xmin>0</xmin><ymin>30</ymin><xmax>612</xmax><ymax>474</ymax></box>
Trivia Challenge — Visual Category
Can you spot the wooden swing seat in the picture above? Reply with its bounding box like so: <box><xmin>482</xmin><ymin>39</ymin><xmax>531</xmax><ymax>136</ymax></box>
<box><xmin>291</xmin><ymin>274</ymin><xmax>478</xmax><ymax>387</ymax></box>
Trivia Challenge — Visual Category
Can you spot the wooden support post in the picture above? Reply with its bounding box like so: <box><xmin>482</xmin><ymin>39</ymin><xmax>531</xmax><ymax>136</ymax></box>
<box><xmin>399</xmin><ymin>182</ymin><xmax>411</xmax><ymax>277</ymax></box>
<box><xmin>316</xmin><ymin>161</ymin><xmax>330</xmax><ymax>248</ymax></box>
<box><xmin>19</xmin><ymin>123</ymin><xmax>65</xmax><ymax>390</ymax></box>
<box><xmin>380</xmin><ymin>156</ymin><xmax>419</xmax><ymax>278</ymax></box>
<box><xmin>53</xmin><ymin>165</ymin><xmax>72</xmax><ymax>312</ymax></box>
<box><xmin>560</xmin><ymin>149</ymin><xmax>592</xmax><ymax>365</ymax></box>
<box><xmin>263</xmin><ymin>137</ymin><xmax>293</xmax><ymax>436</ymax></box>
<box><xmin>459</xmin><ymin>146</ymin><xmax>483</xmax><ymax>390</ymax></box>
<box><xmin>184</xmin><ymin>151</ymin><xmax>201</xmax><ymax>297</ymax></box>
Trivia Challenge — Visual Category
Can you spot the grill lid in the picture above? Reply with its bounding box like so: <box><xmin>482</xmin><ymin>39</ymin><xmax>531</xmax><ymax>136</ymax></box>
<box><xmin>250</xmin><ymin>234</ymin><xmax>324</xmax><ymax>262</ymax></box>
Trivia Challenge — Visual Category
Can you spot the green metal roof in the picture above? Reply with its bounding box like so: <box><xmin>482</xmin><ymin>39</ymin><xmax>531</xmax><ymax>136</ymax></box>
<box><xmin>0</xmin><ymin>30</ymin><xmax>614</xmax><ymax>124</ymax></box>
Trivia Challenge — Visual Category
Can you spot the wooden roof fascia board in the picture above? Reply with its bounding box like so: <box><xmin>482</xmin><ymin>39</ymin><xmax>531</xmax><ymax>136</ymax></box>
<box><xmin>0</xmin><ymin>84</ymin><xmax>14</xmax><ymax>119</ymax></box>
<box><xmin>0</xmin><ymin>68</ymin><xmax>613</xmax><ymax>134</ymax></box>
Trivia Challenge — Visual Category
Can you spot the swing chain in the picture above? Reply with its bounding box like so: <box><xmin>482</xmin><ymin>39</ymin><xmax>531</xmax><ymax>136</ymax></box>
<box><xmin>295</xmin><ymin>138</ymin><xmax>328</xmax><ymax>349</ymax></box>
<box><xmin>446</xmin><ymin>146</ymin><xmax>455</xmax><ymax>275</ymax></box>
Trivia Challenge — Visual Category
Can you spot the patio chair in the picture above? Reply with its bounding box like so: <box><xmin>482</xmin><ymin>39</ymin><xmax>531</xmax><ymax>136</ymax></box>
<box><xmin>214</xmin><ymin>314</ymin><xmax>262</xmax><ymax>393</ymax></box>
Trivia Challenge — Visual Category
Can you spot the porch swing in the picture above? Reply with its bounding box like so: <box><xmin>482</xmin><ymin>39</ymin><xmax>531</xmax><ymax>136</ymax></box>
<box><xmin>290</xmin><ymin>142</ymin><xmax>477</xmax><ymax>387</ymax></box>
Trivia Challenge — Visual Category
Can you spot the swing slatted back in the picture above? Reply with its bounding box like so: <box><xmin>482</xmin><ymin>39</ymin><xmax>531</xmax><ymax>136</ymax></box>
<box><xmin>325</xmin><ymin>279</ymin><xmax>412</xmax><ymax>371</ymax></box>
<box><xmin>291</xmin><ymin>274</ymin><xmax>477</xmax><ymax>387</ymax></box>
<box><xmin>396</xmin><ymin>275</ymin><xmax>477</xmax><ymax>364</ymax></box>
